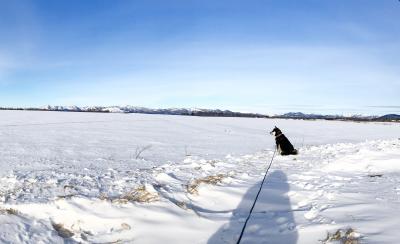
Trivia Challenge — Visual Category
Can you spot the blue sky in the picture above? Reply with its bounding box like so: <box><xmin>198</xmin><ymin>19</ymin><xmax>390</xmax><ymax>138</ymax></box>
<box><xmin>0</xmin><ymin>0</ymin><xmax>399</xmax><ymax>115</ymax></box>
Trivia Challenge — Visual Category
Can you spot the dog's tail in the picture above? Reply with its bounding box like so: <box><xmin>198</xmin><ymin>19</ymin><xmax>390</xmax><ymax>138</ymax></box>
<box><xmin>291</xmin><ymin>149</ymin><xmax>298</xmax><ymax>155</ymax></box>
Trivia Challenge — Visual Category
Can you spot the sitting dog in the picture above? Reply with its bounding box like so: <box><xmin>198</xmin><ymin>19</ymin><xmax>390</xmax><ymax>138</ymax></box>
<box><xmin>270</xmin><ymin>126</ymin><xmax>298</xmax><ymax>155</ymax></box>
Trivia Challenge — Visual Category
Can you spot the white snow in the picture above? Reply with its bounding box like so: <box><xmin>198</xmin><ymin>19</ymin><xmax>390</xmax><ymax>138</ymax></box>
<box><xmin>0</xmin><ymin>110</ymin><xmax>399</xmax><ymax>243</ymax></box>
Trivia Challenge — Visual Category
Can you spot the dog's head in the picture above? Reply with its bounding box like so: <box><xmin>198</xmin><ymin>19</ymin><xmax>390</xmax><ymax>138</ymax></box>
<box><xmin>270</xmin><ymin>126</ymin><xmax>282</xmax><ymax>136</ymax></box>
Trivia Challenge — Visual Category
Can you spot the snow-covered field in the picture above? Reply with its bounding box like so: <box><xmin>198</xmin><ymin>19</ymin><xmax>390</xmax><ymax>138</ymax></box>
<box><xmin>0</xmin><ymin>110</ymin><xmax>399</xmax><ymax>243</ymax></box>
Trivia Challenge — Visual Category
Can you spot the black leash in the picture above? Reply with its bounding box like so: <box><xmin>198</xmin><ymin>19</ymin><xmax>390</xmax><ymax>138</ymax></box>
<box><xmin>236</xmin><ymin>148</ymin><xmax>277</xmax><ymax>244</ymax></box>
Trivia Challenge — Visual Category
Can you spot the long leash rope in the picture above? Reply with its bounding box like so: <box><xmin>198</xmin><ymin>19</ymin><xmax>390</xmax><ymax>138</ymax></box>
<box><xmin>236</xmin><ymin>148</ymin><xmax>277</xmax><ymax>244</ymax></box>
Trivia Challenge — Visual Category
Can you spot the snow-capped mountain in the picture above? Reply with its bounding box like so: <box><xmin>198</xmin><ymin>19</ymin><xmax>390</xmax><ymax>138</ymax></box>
<box><xmin>26</xmin><ymin>105</ymin><xmax>269</xmax><ymax>118</ymax></box>
<box><xmin>0</xmin><ymin>106</ymin><xmax>399</xmax><ymax>121</ymax></box>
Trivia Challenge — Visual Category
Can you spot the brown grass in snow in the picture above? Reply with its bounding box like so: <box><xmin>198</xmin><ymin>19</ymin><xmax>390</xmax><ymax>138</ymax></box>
<box><xmin>112</xmin><ymin>185</ymin><xmax>159</xmax><ymax>204</ymax></box>
<box><xmin>0</xmin><ymin>208</ymin><xmax>19</xmax><ymax>215</ymax></box>
<box><xmin>321</xmin><ymin>228</ymin><xmax>361</xmax><ymax>244</ymax></box>
<box><xmin>52</xmin><ymin>222</ymin><xmax>74</xmax><ymax>238</ymax></box>
<box><xmin>186</xmin><ymin>174</ymin><xmax>225</xmax><ymax>195</ymax></box>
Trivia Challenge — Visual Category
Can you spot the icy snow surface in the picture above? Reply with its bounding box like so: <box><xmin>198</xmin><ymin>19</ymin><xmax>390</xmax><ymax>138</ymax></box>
<box><xmin>0</xmin><ymin>110</ymin><xmax>399</xmax><ymax>243</ymax></box>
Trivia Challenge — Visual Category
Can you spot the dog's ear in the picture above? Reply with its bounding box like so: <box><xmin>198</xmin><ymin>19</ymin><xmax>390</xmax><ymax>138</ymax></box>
<box><xmin>269</xmin><ymin>127</ymin><xmax>275</xmax><ymax>135</ymax></box>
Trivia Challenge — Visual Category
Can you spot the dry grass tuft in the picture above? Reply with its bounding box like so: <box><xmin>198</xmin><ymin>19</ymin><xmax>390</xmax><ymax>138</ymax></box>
<box><xmin>121</xmin><ymin>223</ymin><xmax>131</xmax><ymax>230</ymax></box>
<box><xmin>176</xmin><ymin>201</ymin><xmax>188</xmax><ymax>210</ymax></box>
<box><xmin>186</xmin><ymin>174</ymin><xmax>225</xmax><ymax>195</ymax></box>
<box><xmin>322</xmin><ymin>228</ymin><xmax>361</xmax><ymax>244</ymax></box>
<box><xmin>113</xmin><ymin>185</ymin><xmax>159</xmax><ymax>204</ymax></box>
<box><xmin>0</xmin><ymin>208</ymin><xmax>19</xmax><ymax>215</ymax></box>
<box><xmin>52</xmin><ymin>222</ymin><xmax>74</xmax><ymax>238</ymax></box>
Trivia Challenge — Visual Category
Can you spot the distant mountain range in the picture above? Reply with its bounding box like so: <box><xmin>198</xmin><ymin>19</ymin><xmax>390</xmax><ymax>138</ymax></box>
<box><xmin>0</xmin><ymin>105</ymin><xmax>399</xmax><ymax>122</ymax></box>
<box><xmin>0</xmin><ymin>105</ymin><xmax>267</xmax><ymax>118</ymax></box>
<box><xmin>276</xmin><ymin>112</ymin><xmax>400</xmax><ymax>122</ymax></box>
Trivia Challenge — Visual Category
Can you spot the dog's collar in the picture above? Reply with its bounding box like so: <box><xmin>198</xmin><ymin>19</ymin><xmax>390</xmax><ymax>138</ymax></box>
<box><xmin>275</xmin><ymin>133</ymin><xmax>283</xmax><ymax>138</ymax></box>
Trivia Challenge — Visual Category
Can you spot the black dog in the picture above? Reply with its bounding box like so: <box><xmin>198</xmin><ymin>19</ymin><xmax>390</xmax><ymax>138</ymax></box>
<box><xmin>270</xmin><ymin>126</ymin><xmax>298</xmax><ymax>155</ymax></box>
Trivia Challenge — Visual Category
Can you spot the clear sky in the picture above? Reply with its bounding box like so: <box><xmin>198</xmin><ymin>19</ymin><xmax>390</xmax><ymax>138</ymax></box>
<box><xmin>0</xmin><ymin>0</ymin><xmax>399</xmax><ymax>115</ymax></box>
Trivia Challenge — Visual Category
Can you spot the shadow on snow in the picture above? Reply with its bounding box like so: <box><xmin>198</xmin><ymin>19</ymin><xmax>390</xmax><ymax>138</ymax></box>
<box><xmin>208</xmin><ymin>170</ymin><xmax>298</xmax><ymax>244</ymax></box>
